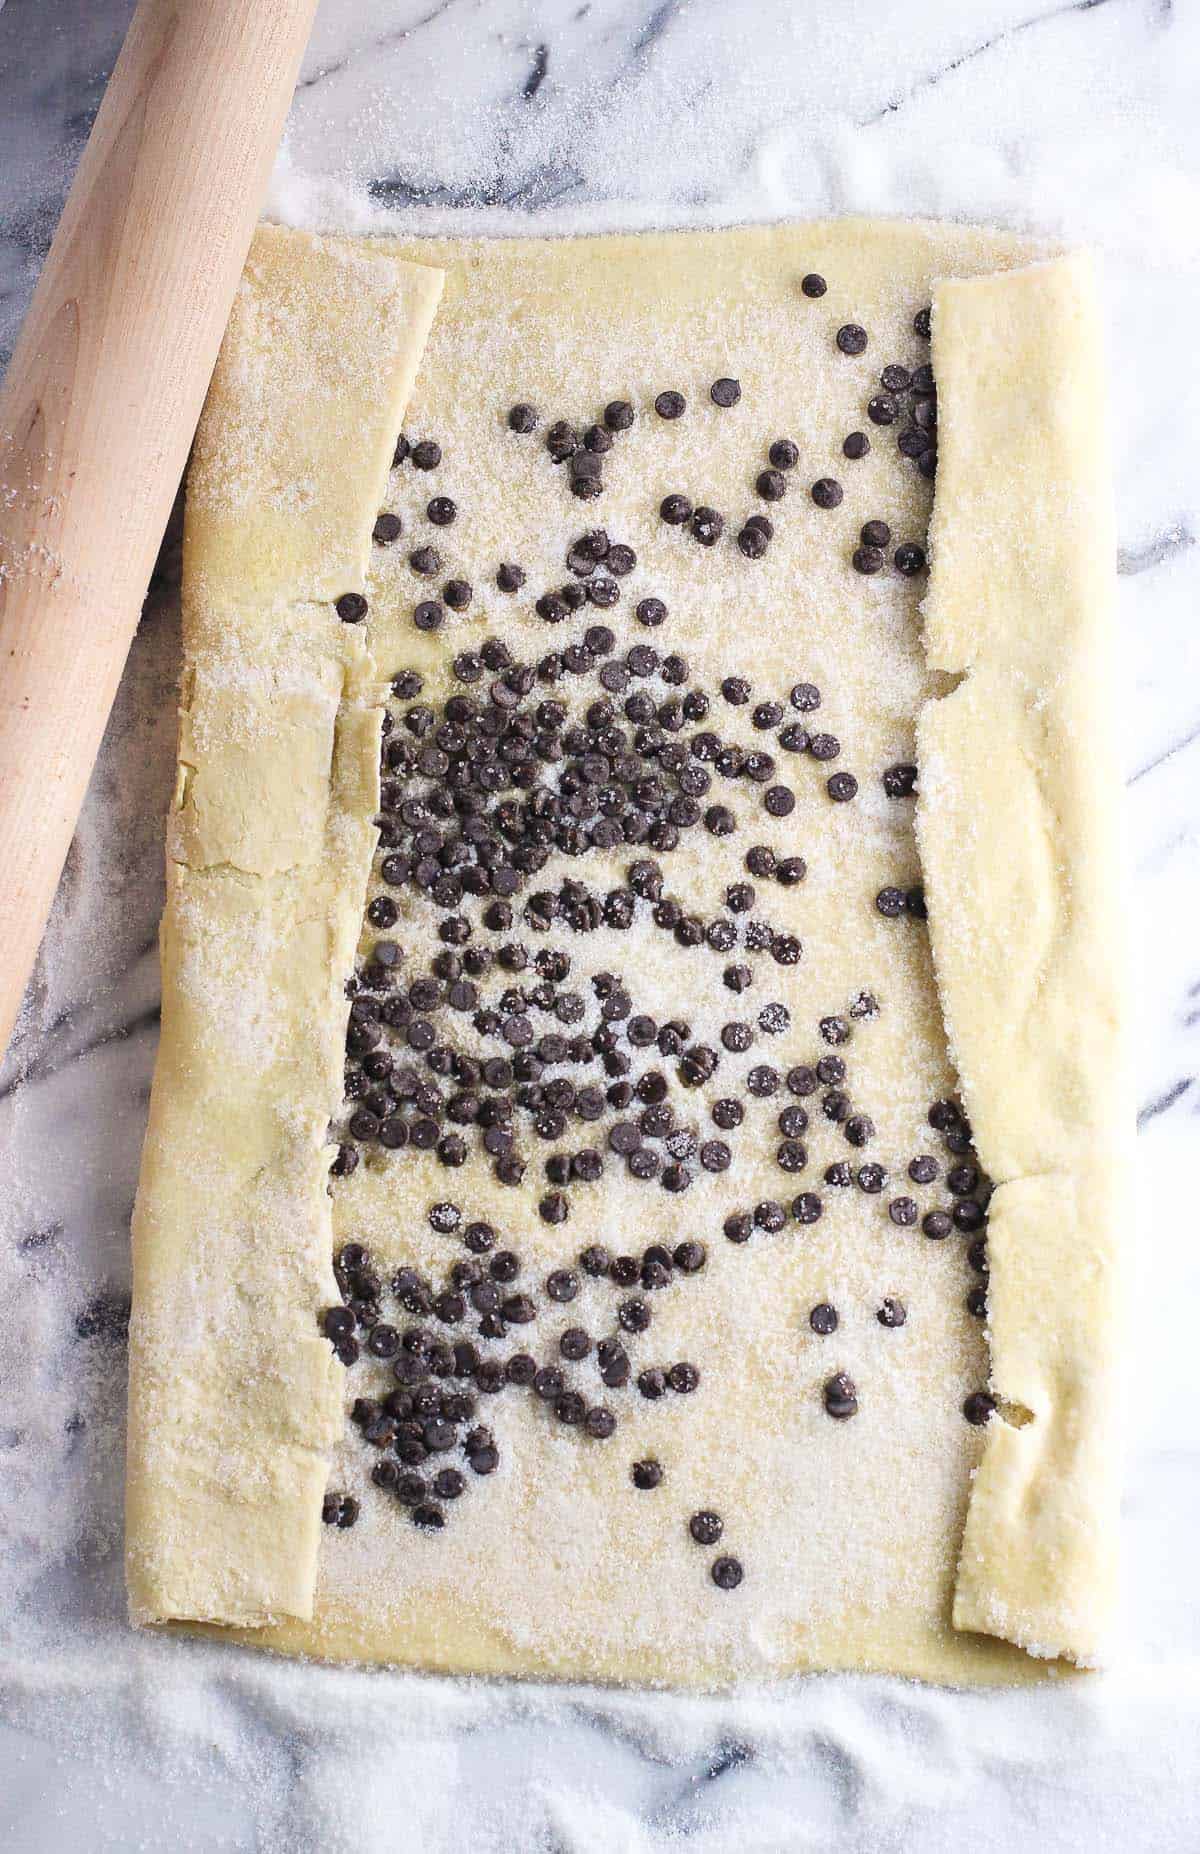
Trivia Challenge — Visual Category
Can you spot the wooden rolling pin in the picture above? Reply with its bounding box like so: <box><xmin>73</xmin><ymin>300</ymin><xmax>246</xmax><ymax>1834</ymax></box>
<box><xmin>0</xmin><ymin>0</ymin><xmax>318</xmax><ymax>1058</ymax></box>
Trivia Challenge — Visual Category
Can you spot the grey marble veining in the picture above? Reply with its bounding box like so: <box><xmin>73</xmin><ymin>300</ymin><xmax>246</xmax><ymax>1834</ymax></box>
<box><xmin>1</xmin><ymin>1</ymin><xmax>1199</xmax><ymax>1849</ymax></box>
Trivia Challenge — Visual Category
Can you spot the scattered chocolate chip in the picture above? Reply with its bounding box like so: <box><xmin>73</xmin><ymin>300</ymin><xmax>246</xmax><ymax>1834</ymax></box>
<box><xmin>654</xmin><ymin>390</ymin><xmax>686</xmax><ymax>420</ymax></box>
<box><xmin>843</xmin><ymin>431</ymin><xmax>870</xmax><ymax>459</ymax></box>
<box><xmin>827</xmin><ymin>772</ymin><xmax>858</xmax><ymax>802</ymax></box>
<box><xmin>811</xmin><ymin>477</ymin><xmax>844</xmax><ymax>509</ymax></box>
<box><xmin>508</xmin><ymin>403</ymin><xmax>538</xmax><ymax>433</ymax></box>
<box><xmin>605</xmin><ymin>399</ymin><xmax>635</xmax><ymax>431</ymax></box>
<box><xmin>894</xmin><ymin>542</ymin><xmax>927</xmax><ymax>576</ymax></box>
<box><xmin>963</xmin><ymin>1391</ymin><xmax>996</xmax><ymax>1426</ymax></box>
<box><xmin>411</xmin><ymin>440</ymin><xmax>442</xmax><ymax>470</ymax></box>
<box><xmin>335</xmin><ymin>592</ymin><xmax>368</xmax><ymax>623</ymax></box>
<box><xmin>877</xmin><ymin>1298</ymin><xmax>907</xmax><ymax>1328</ymax></box>
<box><xmin>711</xmin><ymin>377</ymin><xmax>741</xmax><ymax>407</ymax></box>
<box><xmin>809</xmin><ymin>1302</ymin><xmax>838</xmax><ymax>1335</ymax></box>
<box><xmin>690</xmin><ymin>1509</ymin><xmax>723</xmax><ymax>1544</ymax></box>
<box><xmin>823</xmin><ymin>1371</ymin><xmax>858</xmax><ymax>1418</ymax></box>
<box><xmin>660</xmin><ymin>493</ymin><xmax>693</xmax><ymax>525</ymax></box>
<box><xmin>632</xmin><ymin>1457</ymin><xmax>663</xmax><ymax>1489</ymax></box>
<box><xmin>691</xmin><ymin>506</ymin><xmax>724</xmax><ymax>546</ymax></box>
<box><xmin>836</xmin><ymin>324</ymin><xmax>868</xmax><ymax>356</ymax></box>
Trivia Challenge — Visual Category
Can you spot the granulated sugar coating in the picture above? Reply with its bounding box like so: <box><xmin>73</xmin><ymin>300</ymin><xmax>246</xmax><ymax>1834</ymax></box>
<box><xmin>2</xmin><ymin>0</ymin><xmax>1198</xmax><ymax>1847</ymax></box>
<box><xmin>195</xmin><ymin>218</ymin><xmax>1031</xmax><ymax>1687</ymax></box>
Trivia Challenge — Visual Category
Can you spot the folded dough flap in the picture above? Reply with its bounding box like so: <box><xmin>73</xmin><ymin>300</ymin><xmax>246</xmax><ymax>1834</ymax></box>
<box><xmin>127</xmin><ymin>228</ymin><xmax>444</xmax><ymax>1627</ymax></box>
<box><xmin>184</xmin><ymin>225</ymin><xmax>444</xmax><ymax>609</ymax></box>
<box><xmin>919</xmin><ymin>253</ymin><xmax>1127</xmax><ymax>1664</ymax></box>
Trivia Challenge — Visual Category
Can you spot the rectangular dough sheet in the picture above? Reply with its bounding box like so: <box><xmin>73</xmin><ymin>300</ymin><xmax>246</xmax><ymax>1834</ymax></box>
<box><xmin>127</xmin><ymin>221</ymin><xmax>1126</xmax><ymax>1686</ymax></box>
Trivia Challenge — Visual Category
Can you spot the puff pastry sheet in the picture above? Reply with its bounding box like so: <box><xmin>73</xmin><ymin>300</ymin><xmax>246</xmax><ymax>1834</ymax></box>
<box><xmin>127</xmin><ymin>222</ymin><xmax>1125</xmax><ymax>1683</ymax></box>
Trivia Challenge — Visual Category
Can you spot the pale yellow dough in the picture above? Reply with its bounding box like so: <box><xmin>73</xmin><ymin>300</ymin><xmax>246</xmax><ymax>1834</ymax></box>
<box><xmin>127</xmin><ymin>222</ymin><xmax>1125</xmax><ymax>1684</ymax></box>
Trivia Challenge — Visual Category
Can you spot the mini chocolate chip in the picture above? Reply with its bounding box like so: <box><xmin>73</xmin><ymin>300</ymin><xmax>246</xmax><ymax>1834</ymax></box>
<box><xmin>637</xmin><ymin>1367</ymin><xmax>667</xmax><ymax>1400</ymax></box>
<box><xmin>654</xmin><ymin>390</ymin><xmax>686</xmax><ymax>419</ymax></box>
<box><xmin>392</xmin><ymin>435</ymin><xmax>410</xmax><ymax>466</ymax></box>
<box><xmin>922</xmin><ymin>1210</ymin><xmax>953</xmax><ymax>1240</ymax></box>
<box><xmin>618</xmin><ymin>1296</ymin><xmax>651</xmax><ymax>1333</ymax></box>
<box><xmin>913</xmin><ymin>306</ymin><xmax>932</xmax><ymax>338</ymax></box>
<box><xmin>632</xmin><ymin>1457</ymin><xmax>663</xmax><ymax>1489</ymax></box>
<box><xmin>894</xmin><ymin>542</ymin><xmax>927</xmax><ymax>576</ymax></box>
<box><xmin>411</xmin><ymin>440</ymin><xmax>441</xmax><ymax>470</ymax></box>
<box><xmin>546</xmin><ymin>421</ymin><xmax>578</xmax><ymax>461</ymax></box>
<box><xmin>877</xmin><ymin>1297</ymin><xmax>907</xmax><ymax>1328</ymax></box>
<box><xmin>724</xmin><ymin>1211</ymin><xmax>753</xmax><ymax>1245</ymax></box>
<box><xmin>335</xmin><ymin>592</ymin><xmax>368</xmax><ymax>623</ymax></box>
<box><xmin>882</xmin><ymin>762</ymin><xmax>918</xmax><ymax>799</ymax></box>
<box><xmin>373</xmin><ymin>512</ymin><xmax>402</xmax><ymax>546</ymax></box>
<box><xmin>444</xmin><ymin>578</ymin><xmax>472</xmax><ymax>610</ymax></box>
<box><xmin>768</xmin><ymin>437</ymin><xmax>799</xmax><ymax>470</ymax></box>
<box><xmin>843</xmin><ymin>430</ymin><xmax>870</xmax><ymax>459</ymax></box>
<box><xmin>876</xmin><ymin>886</ymin><xmax>906</xmax><ymax>918</ymax></box>
<box><xmin>496</xmin><ymin>562</ymin><xmax>526</xmax><ymax>592</ymax></box>
<box><xmin>691</xmin><ymin>506</ymin><xmax>724</xmax><ymax>546</ymax></box>
<box><xmin>711</xmin><ymin>377</ymin><xmax>741</xmax><ymax>407</ymax></box>
<box><xmin>427</xmin><ymin>496</ymin><xmax>456</xmax><ymax>527</ymax></box>
<box><xmin>836</xmin><ymin>324</ymin><xmax>868</xmax><ymax>355</ymax></box>
<box><xmin>953</xmin><ymin>1199</ymin><xmax>986</xmax><ymax>1233</ymax></box>
<box><xmin>809</xmin><ymin>1302</ymin><xmax>838</xmax><ymax>1335</ymax></box>
<box><xmin>711</xmin><ymin>1555</ymin><xmax>743</xmax><ymax>1590</ymax></box>
<box><xmin>737</xmin><ymin>524</ymin><xmax>768</xmax><ymax>559</ymax></box>
<box><xmin>811</xmin><ymin>477</ymin><xmax>843</xmax><ymax>509</ymax></box>
<box><xmin>765</xmin><ymin>786</ymin><xmax>794</xmax><ymax>817</ymax></box>
<box><xmin>585</xmin><ymin>1405</ymin><xmax>616</xmax><ymax>1438</ymax></box>
<box><xmin>690</xmin><ymin>1509</ymin><xmax>723</xmax><ymax>1544</ymax></box>
<box><xmin>605</xmin><ymin>399</ymin><xmax>635</xmax><ymax>431</ymax></box>
<box><xmin>868</xmin><ymin>393</ymin><xmax>899</xmax><ymax>426</ymax></box>
<box><xmin>757</xmin><ymin>468</ymin><xmax>787</xmax><ymax>502</ymax></box>
<box><xmin>668</xmin><ymin>1362</ymin><xmax>699</xmax><ymax>1393</ymax></box>
<box><xmin>853</xmin><ymin>545</ymin><xmax>885</xmax><ymax>575</ymax></box>
<box><xmin>827</xmin><ymin>772</ymin><xmax>858</xmax><ymax>802</ymax></box>
<box><xmin>508</xmin><ymin>403</ymin><xmax>538</xmax><ymax>433</ymax></box>
<box><xmin>889</xmin><ymin>1196</ymin><xmax>918</xmax><ymax>1226</ymax></box>
<box><xmin>660</xmin><ymin>493</ymin><xmax>693</xmax><ymax>525</ymax></box>
<box><xmin>792</xmin><ymin>1191</ymin><xmax>823</xmax><ymax>1224</ymax></box>
<box><xmin>963</xmin><ymin>1391</ymin><xmax>996</xmax><ymax>1426</ymax></box>
<box><xmin>823</xmin><ymin>1371</ymin><xmax>858</xmax><ymax>1418</ymax></box>
<box><xmin>967</xmin><ymin>1284</ymin><xmax>988</xmax><ymax>1318</ymax></box>
<box><xmin>909</xmin><ymin>1155</ymin><xmax>939</xmax><ymax>1184</ymax></box>
<box><xmin>413</xmin><ymin>599</ymin><xmax>444</xmax><ymax>632</ymax></box>
<box><xmin>546</xmin><ymin>1268</ymin><xmax>580</xmax><ymax>1303</ymax></box>
<box><xmin>801</xmin><ymin>272</ymin><xmax>827</xmax><ymax>298</ymax></box>
<box><xmin>637</xmin><ymin>596</ymin><xmax>668</xmax><ymax>628</ymax></box>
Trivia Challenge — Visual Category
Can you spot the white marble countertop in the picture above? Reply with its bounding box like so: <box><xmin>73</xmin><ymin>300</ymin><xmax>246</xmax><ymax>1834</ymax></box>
<box><xmin>2</xmin><ymin>1</ymin><xmax>1199</xmax><ymax>1849</ymax></box>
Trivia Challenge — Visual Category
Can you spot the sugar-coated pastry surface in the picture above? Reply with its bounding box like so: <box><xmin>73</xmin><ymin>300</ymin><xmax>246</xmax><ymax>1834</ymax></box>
<box><xmin>127</xmin><ymin>220</ymin><xmax>1122</xmax><ymax>1686</ymax></box>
